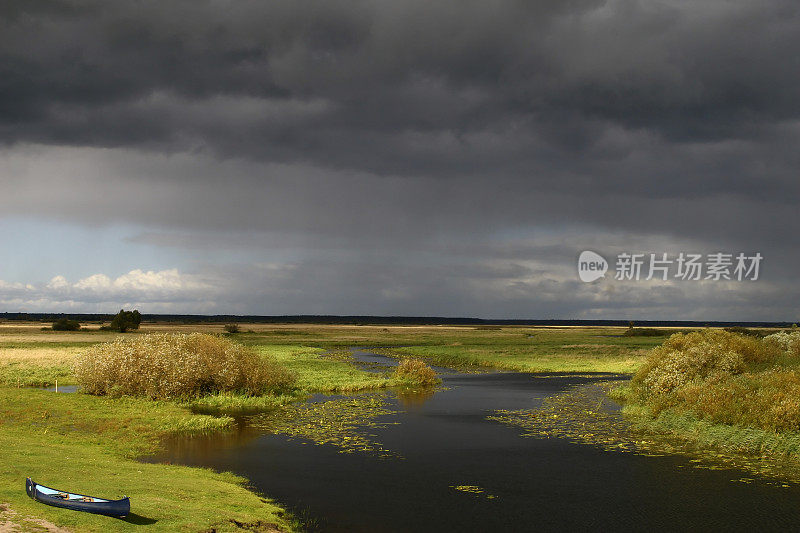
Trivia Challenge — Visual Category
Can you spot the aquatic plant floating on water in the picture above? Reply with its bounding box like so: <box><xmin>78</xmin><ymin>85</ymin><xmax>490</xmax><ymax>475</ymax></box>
<box><xmin>449</xmin><ymin>485</ymin><xmax>497</xmax><ymax>499</ymax></box>
<box><xmin>487</xmin><ymin>381</ymin><xmax>800</xmax><ymax>486</ymax></box>
<box><xmin>252</xmin><ymin>395</ymin><xmax>401</xmax><ymax>458</ymax></box>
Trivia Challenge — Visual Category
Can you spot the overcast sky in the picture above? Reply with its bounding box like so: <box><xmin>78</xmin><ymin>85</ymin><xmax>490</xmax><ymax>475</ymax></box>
<box><xmin>1</xmin><ymin>0</ymin><xmax>798</xmax><ymax>320</ymax></box>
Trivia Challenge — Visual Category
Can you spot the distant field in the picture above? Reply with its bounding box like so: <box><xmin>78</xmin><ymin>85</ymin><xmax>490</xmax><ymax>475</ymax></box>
<box><xmin>2</xmin><ymin>321</ymin><xmax>779</xmax><ymax>378</ymax></box>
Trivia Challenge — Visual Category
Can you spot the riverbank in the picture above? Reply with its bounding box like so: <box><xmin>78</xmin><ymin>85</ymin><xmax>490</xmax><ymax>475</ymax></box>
<box><xmin>0</xmin><ymin>387</ymin><xmax>294</xmax><ymax>532</ymax></box>
<box><xmin>610</xmin><ymin>329</ymin><xmax>800</xmax><ymax>481</ymax></box>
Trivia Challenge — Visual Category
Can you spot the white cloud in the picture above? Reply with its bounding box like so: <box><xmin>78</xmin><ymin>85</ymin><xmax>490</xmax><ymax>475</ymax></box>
<box><xmin>65</xmin><ymin>269</ymin><xmax>213</xmax><ymax>297</ymax></box>
<box><xmin>73</xmin><ymin>273</ymin><xmax>113</xmax><ymax>291</ymax></box>
<box><xmin>46</xmin><ymin>276</ymin><xmax>70</xmax><ymax>290</ymax></box>
<box><xmin>111</xmin><ymin>269</ymin><xmax>205</xmax><ymax>292</ymax></box>
<box><xmin>1</xmin><ymin>268</ymin><xmax>217</xmax><ymax>312</ymax></box>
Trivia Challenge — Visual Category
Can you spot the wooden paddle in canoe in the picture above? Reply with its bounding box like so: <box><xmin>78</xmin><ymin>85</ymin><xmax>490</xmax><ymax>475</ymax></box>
<box><xmin>26</xmin><ymin>478</ymin><xmax>130</xmax><ymax>518</ymax></box>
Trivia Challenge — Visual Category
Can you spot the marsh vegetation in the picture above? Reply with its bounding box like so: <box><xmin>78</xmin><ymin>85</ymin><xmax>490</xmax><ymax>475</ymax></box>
<box><xmin>74</xmin><ymin>333</ymin><xmax>295</xmax><ymax>399</ymax></box>
<box><xmin>393</xmin><ymin>357</ymin><xmax>439</xmax><ymax>385</ymax></box>
<box><xmin>3</xmin><ymin>322</ymin><xmax>800</xmax><ymax>531</ymax></box>
<box><xmin>605</xmin><ymin>329</ymin><xmax>800</xmax><ymax>478</ymax></box>
<box><xmin>623</xmin><ymin>329</ymin><xmax>800</xmax><ymax>431</ymax></box>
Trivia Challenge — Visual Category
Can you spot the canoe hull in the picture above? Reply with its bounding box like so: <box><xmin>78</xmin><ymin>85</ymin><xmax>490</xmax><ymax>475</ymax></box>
<box><xmin>26</xmin><ymin>478</ymin><xmax>130</xmax><ymax>518</ymax></box>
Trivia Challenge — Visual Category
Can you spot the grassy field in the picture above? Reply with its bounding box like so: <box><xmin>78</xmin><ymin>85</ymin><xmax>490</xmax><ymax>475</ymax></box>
<box><xmin>0</xmin><ymin>321</ymin><xmax>698</xmax><ymax>531</ymax></box>
<box><xmin>232</xmin><ymin>323</ymin><xmax>672</xmax><ymax>373</ymax></box>
<box><xmin>0</xmin><ymin>388</ymin><xmax>293</xmax><ymax>532</ymax></box>
<box><xmin>0</xmin><ymin>323</ymin><xmax>671</xmax><ymax>388</ymax></box>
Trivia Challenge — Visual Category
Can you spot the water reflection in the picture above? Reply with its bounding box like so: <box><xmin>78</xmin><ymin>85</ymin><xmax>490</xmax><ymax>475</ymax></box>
<box><xmin>394</xmin><ymin>386</ymin><xmax>437</xmax><ymax>409</ymax></box>
<box><xmin>158</xmin><ymin>422</ymin><xmax>261</xmax><ymax>462</ymax></box>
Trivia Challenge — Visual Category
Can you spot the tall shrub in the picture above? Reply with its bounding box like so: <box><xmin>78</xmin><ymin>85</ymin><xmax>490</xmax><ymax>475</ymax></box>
<box><xmin>74</xmin><ymin>333</ymin><xmax>296</xmax><ymax>399</ymax></box>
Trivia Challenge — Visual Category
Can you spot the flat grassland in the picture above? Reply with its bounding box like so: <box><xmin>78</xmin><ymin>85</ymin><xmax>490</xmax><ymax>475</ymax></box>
<box><xmin>0</xmin><ymin>322</ymin><xmax>671</xmax><ymax>531</ymax></box>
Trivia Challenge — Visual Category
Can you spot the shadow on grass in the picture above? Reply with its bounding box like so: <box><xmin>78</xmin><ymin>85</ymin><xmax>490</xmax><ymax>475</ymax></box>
<box><xmin>120</xmin><ymin>512</ymin><xmax>157</xmax><ymax>525</ymax></box>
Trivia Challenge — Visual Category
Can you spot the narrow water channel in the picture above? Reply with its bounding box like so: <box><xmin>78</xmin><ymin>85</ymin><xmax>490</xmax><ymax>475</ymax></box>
<box><xmin>154</xmin><ymin>349</ymin><xmax>800</xmax><ymax>532</ymax></box>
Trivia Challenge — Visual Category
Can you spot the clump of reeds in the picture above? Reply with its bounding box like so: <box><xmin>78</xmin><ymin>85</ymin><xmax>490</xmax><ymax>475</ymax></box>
<box><xmin>393</xmin><ymin>358</ymin><xmax>439</xmax><ymax>385</ymax></box>
<box><xmin>629</xmin><ymin>329</ymin><xmax>800</xmax><ymax>431</ymax></box>
<box><xmin>73</xmin><ymin>333</ymin><xmax>295</xmax><ymax>399</ymax></box>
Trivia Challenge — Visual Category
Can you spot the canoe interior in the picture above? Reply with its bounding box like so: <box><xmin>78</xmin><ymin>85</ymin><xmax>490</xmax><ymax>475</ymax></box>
<box><xmin>34</xmin><ymin>483</ymin><xmax>111</xmax><ymax>502</ymax></box>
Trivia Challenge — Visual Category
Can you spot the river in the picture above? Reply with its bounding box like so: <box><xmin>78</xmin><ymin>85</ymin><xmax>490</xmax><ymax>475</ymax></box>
<box><xmin>153</xmin><ymin>349</ymin><xmax>800</xmax><ymax>532</ymax></box>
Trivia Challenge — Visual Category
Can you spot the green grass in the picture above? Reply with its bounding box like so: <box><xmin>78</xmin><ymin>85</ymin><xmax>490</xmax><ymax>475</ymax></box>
<box><xmin>187</xmin><ymin>392</ymin><xmax>303</xmax><ymax>415</ymax></box>
<box><xmin>243</xmin><ymin>325</ymin><xmax>668</xmax><ymax>374</ymax></box>
<box><xmin>0</xmin><ymin>362</ymin><xmax>74</xmax><ymax>387</ymax></box>
<box><xmin>0</xmin><ymin>387</ymin><xmax>293</xmax><ymax>532</ymax></box>
<box><xmin>622</xmin><ymin>327</ymin><xmax>670</xmax><ymax>337</ymax></box>
<box><xmin>381</xmin><ymin>331</ymin><xmax>663</xmax><ymax>373</ymax></box>
<box><xmin>260</xmin><ymin>345</ymin><xmax>397</xmax><ymax>392</ymax></box>
<box><xmin>620</xmin><ymin>402</ymin><xmax>800</xmax><ymax>460</ymax></box>
<box><xmin>0</xmin><ymin>335</ymin><xmax>442</xmax><ymax>531</ymax></box>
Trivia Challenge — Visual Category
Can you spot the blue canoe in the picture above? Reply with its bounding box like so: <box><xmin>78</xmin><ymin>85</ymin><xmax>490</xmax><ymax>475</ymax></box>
<box><xmin>26</xmin><ymin>478</ymin><xmax>130</xmax><ymax>518</ymax></box>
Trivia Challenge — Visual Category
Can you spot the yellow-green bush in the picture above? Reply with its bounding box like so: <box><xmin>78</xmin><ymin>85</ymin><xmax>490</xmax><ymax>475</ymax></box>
<box><xmin>675</xmin><ymin>370</ymin><xmax>800</xmax><ymax>431</ymax></box>
<box><xmin>629</xmin><ymin>330</ymin><xmax>800</xmax><ymax>431</ymax></box>
<box><xmin>764</xmin><ymin>331</ymin><xmax>800</xmax><ymax>358</ymax></box>
<box><xmin>393</xmin><ymin>357</ymin><xmax>439</xmax><ymax>385</ymax></box>
<box><xmin>632</xmin><ymin>329</ymin><xmax>780</xmax><ymax>397</ymax></box>
<box><xmin>74</xmin><ymin>333</ymin><xmax>295</xmax><ymax>399</ymax></box>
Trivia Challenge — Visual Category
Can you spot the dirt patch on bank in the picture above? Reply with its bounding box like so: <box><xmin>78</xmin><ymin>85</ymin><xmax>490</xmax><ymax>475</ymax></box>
<box><xmin>0</xmin><ymin>503</ymin><xmax>70</xmax><ymax>533</ymax></box>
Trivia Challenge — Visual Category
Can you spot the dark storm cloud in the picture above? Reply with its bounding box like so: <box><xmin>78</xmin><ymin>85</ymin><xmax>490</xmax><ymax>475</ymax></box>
<box><xmin>3</xmin><ymin>1</ymin><xmax>800</xmax><ymax>201</ymax></box>
<box><xmin>3</xmin><ymin>0</ymin><xmax>800</xmax><ymax>175</ymax></box>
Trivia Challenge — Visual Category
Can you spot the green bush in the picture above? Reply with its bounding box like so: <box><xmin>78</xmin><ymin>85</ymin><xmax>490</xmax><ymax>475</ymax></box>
<box><xmin>393</xmin><ymin>358</ymin><xmax>439</xmax><ymax>385</ymax></box>
<box><xmin>52</xmin><ymin>318</ymin><xmax>81</xmax><ymax>331</ymax></box>
<box><xmin>74</xmin><ymin>333</ymin><xmax>296</xmax><ymax>399</ymax></box>
<box><xmin>101</xmin><ymin>309</ymin><xmax>141</xmax><ymax>332</ymax></box>
<box><xmin>633</xmin><ymin>330</ymin><xmax>780</xmax><ymax>397</ymax></box>
<box><xmin>224</xmin><ymin>324</ymin><xmax>241</xmax><ymax>334</ymax></box>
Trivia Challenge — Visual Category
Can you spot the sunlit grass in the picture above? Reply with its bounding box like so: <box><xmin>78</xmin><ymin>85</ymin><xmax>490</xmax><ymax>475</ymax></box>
<box><xmin>187</xmin><ymin>391</ymin><xmax>303</xmax><ymax>415</ymax></box>
<box><xmin>6</xmin><ymin>321</ymin><xmax>793</xmax><ymax>530</ymax></box>
<box><xmin>260</xmin><ymin>345</ymin><xmax>396</xmax><ymax>392</ymax></box>
<box><xmin>0</xmin><ymin>387</ymin><xmax>294</xmax><ymax>532</ymax></box>
<box><xmin>0</xmin><ymin>347</ymin><xmax>81</xmax><ymax>387</ymax></box>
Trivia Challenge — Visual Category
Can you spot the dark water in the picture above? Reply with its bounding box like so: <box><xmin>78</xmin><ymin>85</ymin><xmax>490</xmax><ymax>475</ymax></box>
<box><xmin>154</xmin><ymin>349</ymin><xmax>800</xmax><ymax>532</ymax></box>
<box><xmin>41</xmin><ymin>385</ymin><xmax>78</xmax><ymax>393</ymax></box>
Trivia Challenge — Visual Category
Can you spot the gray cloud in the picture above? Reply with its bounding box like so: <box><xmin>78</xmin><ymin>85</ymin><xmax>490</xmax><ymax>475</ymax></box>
<box><xmin>1</xmin><ymin>0</ymin><xmax>798</xmax><ymax>318</ymax></box>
